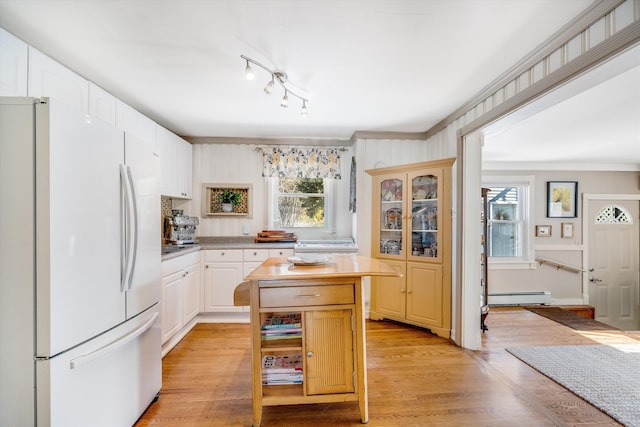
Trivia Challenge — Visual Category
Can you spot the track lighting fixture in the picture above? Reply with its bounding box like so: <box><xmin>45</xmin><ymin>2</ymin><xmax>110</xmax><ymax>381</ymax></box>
<box><xmin>241</xmin><ymin>54</ymin><xmax>308</xmax><ymax>116</ymax></box>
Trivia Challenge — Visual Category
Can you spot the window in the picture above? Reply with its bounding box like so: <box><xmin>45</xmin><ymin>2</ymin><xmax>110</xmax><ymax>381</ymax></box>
<box><xmin>483</xmin><ymin>176</ymin><xmax>535</xmax><ymax>268</ymax></box>
<box><xmin>270</xmin><ymin>177</ymin><xmax>333</xmax><ymax>230</ymax></box>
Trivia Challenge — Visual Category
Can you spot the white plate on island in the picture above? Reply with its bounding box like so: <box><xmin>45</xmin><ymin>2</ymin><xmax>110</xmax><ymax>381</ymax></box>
<box><xmin>287</xmin><ymin>255</ymin><xmax>332</xmax><ymax>266</ymax></box>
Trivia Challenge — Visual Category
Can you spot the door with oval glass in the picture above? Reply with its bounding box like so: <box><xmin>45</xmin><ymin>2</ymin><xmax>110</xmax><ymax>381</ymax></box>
<box><xmin>587</xmin><ymin>199</ymin><xmax>639</xmax><ymax>331</ymax></box>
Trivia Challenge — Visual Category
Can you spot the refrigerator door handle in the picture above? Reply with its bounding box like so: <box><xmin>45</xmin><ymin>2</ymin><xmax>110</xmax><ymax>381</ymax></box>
<box><xmin>69</xmin><ymin>312</ymin><xmax>158</xmax><ymax>370</ymax></box>
<box><xmin>119</xmin><ymin>164</ymin><xmax>131</xmax><ymax>292</ymax></box>
<box><xmin>126</xmin><ymin>166</ymin><xmax>139</xmax><ymax>290</ymax></box>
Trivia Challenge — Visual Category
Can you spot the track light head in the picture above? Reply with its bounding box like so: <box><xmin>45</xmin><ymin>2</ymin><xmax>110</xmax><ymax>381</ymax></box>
<box><xmin>264</xmin><ymin>77</ymin><xmax>274</xmax><ymax>94</ymax></box>
<box><xmin>281</xmin><ymin>90</ymin><xmax>289</xmax><ymax>108</ymax></box>
<box><xmin>245</xmin><ymin>60</ymin><xmax>255</xmax><ymax>80</ymax></box>
<box><xmin>301</xmin><ymin>100</ymin><xmax>308</xmax><ymax>116</ymax></box>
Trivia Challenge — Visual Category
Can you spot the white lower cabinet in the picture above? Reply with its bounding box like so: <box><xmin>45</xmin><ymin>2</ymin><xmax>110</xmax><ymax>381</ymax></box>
<box><xmin>203</xmin><ymin>248</ymin><xmax>294</xmax><ymax>313</ymax></box>
<box><xmin>161</xmin><ymin>252</ymin><xmax>200</xmax><ymax>346</ymax></box>
<box><xmin>203</xmin><ymin>250</ymin><xmax>244</xmax><ymax>312</ymax></box>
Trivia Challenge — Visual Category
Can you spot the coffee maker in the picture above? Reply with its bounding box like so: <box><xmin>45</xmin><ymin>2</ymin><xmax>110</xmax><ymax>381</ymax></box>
<box><xmin>164</xmin><ymin>210</ymin><xmax>199</xmax><ymax>245</ymax></box>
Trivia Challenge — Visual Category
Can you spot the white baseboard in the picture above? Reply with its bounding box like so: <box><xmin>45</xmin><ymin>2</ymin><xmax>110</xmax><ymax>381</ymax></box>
<box><xmin>550</xmin><ymin>298</ymin><xmax>587</xmax><ymax>306</ymax></box>
<box><xmin>162</xmin><ymin>317</ymin><xmax>198</xmax><ymax>357</ymax></box>
<box><xmin>197</xmin><ymin>312</ymin><xmax>251</xmax><ymax>323</ymax></box>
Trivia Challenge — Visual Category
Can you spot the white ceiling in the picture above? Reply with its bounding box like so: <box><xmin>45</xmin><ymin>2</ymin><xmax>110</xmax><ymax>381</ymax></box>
<box><xmin>0</xmin><ymin>0</ymin><xmax>637</xmax><ymax>167</ymax></box>
<box><xmin>482</xmin><ymin>43</ymin><xmax>640</xmax><ymax>169</ymax></box>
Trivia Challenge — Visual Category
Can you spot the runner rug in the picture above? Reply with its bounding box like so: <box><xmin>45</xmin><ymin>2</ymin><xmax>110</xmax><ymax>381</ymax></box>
<box><xmin>506</xmin><ymin>344</ymin><xmax>640</xmax><ymax>427</ymax></box>
<box><xmin>525</xmin><ymin>306</ymin><xmax>616</xmax><ymax>330</ymax></box>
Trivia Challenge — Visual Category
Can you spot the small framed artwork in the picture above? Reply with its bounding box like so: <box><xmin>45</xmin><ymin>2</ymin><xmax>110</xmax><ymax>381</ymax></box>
<box><xmin>561</xmin><ymin>222</ymin><xmax>574</xmax><ymax>239</ymax></box>
<box><xmin>547</xmin><ymin>181</ymin><xmax>578</xmax><ymax>218</ymax></box>
<box><xmin>536</xmin><ymin>225</ymin><xmax>552</xmax><ymax>237</ymax></box>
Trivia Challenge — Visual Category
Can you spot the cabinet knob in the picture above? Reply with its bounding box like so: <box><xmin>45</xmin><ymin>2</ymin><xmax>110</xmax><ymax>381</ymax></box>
<box><xmin>221</xmin><ymin>252</ymin><xmax>225</xmax><ymax>256</ymax></box>
<box><xmin>307</xmin><ymin>352</ymin><xmax>313</xmax><ymax>358</ymax></box>
<box><xmin>253</xmin><ymin>252</ymin><xmax>257</xmax><ymax>256</ymax></box>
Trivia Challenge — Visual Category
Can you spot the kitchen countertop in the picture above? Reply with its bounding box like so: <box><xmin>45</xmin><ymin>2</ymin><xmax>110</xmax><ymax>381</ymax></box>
<box><xmin>161</xmin><ymin>236</ymin><xmax>296</xmax><ymax>261</ymax></box>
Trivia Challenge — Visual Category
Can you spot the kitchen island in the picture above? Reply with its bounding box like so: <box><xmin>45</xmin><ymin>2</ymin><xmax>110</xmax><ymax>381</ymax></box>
<box><xmin>241</xmin><ymin>255</ymin><xmax>399</xmax><ymax>426</ymax></box>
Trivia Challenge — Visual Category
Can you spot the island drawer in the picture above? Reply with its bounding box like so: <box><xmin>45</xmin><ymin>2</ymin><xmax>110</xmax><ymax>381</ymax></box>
<box><xmin>260</xmin><ymin>284</ymin><xmax>354</xmax><ymax>307</ymax></box>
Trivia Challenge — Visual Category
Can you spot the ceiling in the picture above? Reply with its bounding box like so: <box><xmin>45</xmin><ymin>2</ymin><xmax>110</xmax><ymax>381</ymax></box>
<box><xmin>0</xmin><ymin>0</ymin><xmax>637</xmax><ymax>167</ymax></box>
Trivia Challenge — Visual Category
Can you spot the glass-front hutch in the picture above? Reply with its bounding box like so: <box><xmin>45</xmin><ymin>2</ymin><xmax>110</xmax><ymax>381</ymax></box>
<box><xmin>367</xmin><ymin>158</ymin><xmax>454</xmax><ymax>338</ymax></box>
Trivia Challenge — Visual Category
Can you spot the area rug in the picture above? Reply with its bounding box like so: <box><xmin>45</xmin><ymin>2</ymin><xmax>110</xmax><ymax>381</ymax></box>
<box><xmin>525</xmin><ymin>306</ymin><xmax>616</xmax><ymax>330</ymax></box>
<box><xmin>506</xmin><ymin>344</ymin><xmax>640</xmax><ymax>427</ymax></box>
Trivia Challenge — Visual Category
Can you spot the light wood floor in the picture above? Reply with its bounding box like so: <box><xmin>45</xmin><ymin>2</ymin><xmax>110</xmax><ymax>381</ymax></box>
<box><xmin>134</xmin><ymin>307</ymin><xmax>639</xmax><ymax>426</ymax></box>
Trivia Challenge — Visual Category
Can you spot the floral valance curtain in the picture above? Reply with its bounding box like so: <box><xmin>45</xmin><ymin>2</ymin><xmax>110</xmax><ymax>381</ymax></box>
<box><xmin>262</xmin><ymin>147</ymin><xmax>342</xmax><ymax>179</ymax></box>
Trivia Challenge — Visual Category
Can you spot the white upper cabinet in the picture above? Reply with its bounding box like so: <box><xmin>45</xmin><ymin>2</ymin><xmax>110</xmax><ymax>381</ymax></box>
<box><xmin>157</xmin><ymin>125</ymin><xmax>192</xmax><ymax>199</ymax></box>
<box><xmin>28</xmin><ymin>46</ymin><xmax>89</xmax><ymax>114</ymax></box>
<box><xmin>88</xmin><ymin>82</ymin><xmax>117</xmax><ymax>126</ymax></box>
<box><xmin>115</xmin><ymin>100</ymin><xmax>157</xmax><ymax>153</ymax></box>
<box><xmin>0</xmin><ymin>27</ymin><xmax>28</xmax><ymax>96</ymax></box>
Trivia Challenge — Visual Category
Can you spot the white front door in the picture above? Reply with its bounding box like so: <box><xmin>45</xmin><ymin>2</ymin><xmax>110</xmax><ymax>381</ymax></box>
<box><xmin>588</xmin><ymin>199</ymin><xmax>640</xmax><ymax>331</ymax></box>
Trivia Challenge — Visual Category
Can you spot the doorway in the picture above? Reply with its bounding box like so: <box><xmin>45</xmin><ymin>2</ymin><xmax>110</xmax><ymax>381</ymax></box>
<box><xmin>585</xmin><ymin>196</ymin><xmax>640</xmax><ymax>331</ymax></box>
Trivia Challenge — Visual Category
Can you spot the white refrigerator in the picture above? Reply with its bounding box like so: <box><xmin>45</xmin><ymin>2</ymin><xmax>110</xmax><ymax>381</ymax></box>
<box><xmin>0</xmin><ymin>97</ymin><xmax>162</xmax><ymax>426</ymax></box>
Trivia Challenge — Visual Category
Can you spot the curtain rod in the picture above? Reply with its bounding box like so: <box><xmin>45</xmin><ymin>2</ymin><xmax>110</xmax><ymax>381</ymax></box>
<box><xmin>254</xmin><ymin>145</ymin><xmax>348</xmax><ymax>152</ymax></box>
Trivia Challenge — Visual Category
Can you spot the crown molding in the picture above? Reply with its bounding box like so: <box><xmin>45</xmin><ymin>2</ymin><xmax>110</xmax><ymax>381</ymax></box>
<box><xmin>482</xmin><ymin>161</ymin><xmax>640</xmax><ymax>172</ymax></box>
<box><xmin>183</xmin><ymin>136</ymin><xmax>351</xmax><ymax>146</ymax></box>
<box><xmin>349</xmin><ymin>131</ymin><xmax>427</xmax><ymax>143</ymax></box>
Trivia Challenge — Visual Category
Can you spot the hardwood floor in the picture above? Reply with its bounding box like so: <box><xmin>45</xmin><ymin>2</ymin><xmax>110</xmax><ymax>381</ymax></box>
<box><xmin>134</xmin><ymin>307</ymin><xmax>639</xmax><ymax>426</ymax></box>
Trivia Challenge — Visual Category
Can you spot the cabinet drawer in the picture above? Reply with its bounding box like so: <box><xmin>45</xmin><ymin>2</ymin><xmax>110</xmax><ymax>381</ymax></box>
<box><xmin>243</xmin><ymin>249</ymin><xmax>269</xmax><ymax>262</ymax></box>
<box><xmin>204</xmin><ymin>249</ymin><xmax>243</xmax><ymax>262</ymax></box>
<box><xmin>260</xmin><ymin>284</ymin><xmax>354</xmax><ymax>308</ymax></box>
<box><xmin>269</xmin><ymin>248</ymin><xmax>294</xmax><ymax>258</ymax></box>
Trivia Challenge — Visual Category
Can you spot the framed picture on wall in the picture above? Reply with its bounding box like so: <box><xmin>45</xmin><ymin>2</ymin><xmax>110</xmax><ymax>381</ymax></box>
<box><xmin>561</xmin><ymin>222</ymin><xmax>574</xmax><ymax>238</ymax></box>
<box><xmin>536</xmin><ymin>225</ymin><xmax>551</xmax><ymax>237</ymax></box>
<box><xmin>547</xmin><ymin>181</ymin><xmax>578</xmax><ymax>218</ymax></box>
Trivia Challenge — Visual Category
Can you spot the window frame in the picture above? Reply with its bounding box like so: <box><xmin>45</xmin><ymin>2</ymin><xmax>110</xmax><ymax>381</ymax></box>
<box><xmin>483</xmin><ymin>175</ymin><xmax>536</xmax><ymax>270</ymax></box>
<box><xmin>267</xmin><ymin>177</ymin><xmax>335</xmax><ymax>234</ymax></box>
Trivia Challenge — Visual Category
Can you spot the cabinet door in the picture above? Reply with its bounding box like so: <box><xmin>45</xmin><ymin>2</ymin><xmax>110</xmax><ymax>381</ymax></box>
<box><xmin>180</xmin><ymin>139</ymin><xmax>193</xmax><ymax>198</ymax></box>
<box><xmin>28</xmin><ymin>47</ymin><xmax>89</xmax><ymax>114</ymax></box>
<box><xmin>183</xmin><ymin>262</ymin><xmax>201</xmax><ymax>323</ymax></box>
<box><xmin>157</xmin><ymin>126</ymin><xmax>191</xmax><ymax>198</ymax></box>
<box><xmin>304</xmin><ymin>309</ymin><xmax>355</xmax><ymax>395</ymax></box>
<box><xmin>407</xmin><ymin>168</ymin><xmax>443</xmax><ymax>263</ymax></box>
<box><xmin>203</xmin><ymin>262</ymin><xmax>243</xmax><ymax>312</ymax></box>
<box><xmin>370</xmin><ymin>260</ymin><xmax>406</xmax><ymax>320</ymax></box>
<box><xmin>88</xmin><ymin>82</ymin><xmax>116</xmax><ymax>126</ymax></box>
<box><xmin>0</xmin><ymin>27</ymin><xmax>28</xmax><ymax>96</ymax></box>
<box><xmin>162</xmin><ymin>270</ymin><xmax>184</xmax><ymax>344</ymax></box>
<box><xmin>406</xmin><ymin>262</ymin><xmax>443</xmax><ymax>327</ymax></box>
<box><xmin>372</xmin><ymin>173</ymin><xmax>406</xmax><ymax>259</ymax></box>
<box><xmin>115</xmin><ymin>100</ymin><xmax>157</xmax><ymax>151</ymax></box>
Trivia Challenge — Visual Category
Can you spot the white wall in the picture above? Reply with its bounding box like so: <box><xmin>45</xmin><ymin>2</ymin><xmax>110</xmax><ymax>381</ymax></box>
<box><xmin>484</xmin><ymin>169</ymin><xmax>640</xmax><ymax>304</ymax></box>
<box><xmin>173</xmin><ymin>143</ymin><xmax>354</xmax><ymax>239</ymax></box>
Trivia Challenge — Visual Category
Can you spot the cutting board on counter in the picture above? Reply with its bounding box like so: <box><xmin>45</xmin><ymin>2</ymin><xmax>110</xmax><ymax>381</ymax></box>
<box><xmin>254</xmin><ymin>230</ymin><xmax>297</xmax><ymax>243</ymax></box>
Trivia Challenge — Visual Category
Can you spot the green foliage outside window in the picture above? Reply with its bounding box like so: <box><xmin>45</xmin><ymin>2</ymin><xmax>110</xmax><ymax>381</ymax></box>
<box><xmin>278</xmin><ymin>178</ymin><xmax>325</xmax><ymax>227</ymax></box>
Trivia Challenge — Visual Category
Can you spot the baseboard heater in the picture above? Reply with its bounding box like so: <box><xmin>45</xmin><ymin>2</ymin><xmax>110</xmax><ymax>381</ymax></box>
<box><xmin>488</xmin><ymin>291</ymin><xmax>552</xmax><ymax>306</ymax></box>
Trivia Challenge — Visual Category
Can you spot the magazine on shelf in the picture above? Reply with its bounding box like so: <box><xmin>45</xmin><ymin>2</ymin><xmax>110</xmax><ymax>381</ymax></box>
<box><xmin>262</xmin><ymin>354</ymin><xmax>303</xmax><ymax>385</ymax></box>
<box><xmin>262</xmin><ymin>354</ymin><xmax>302</xmax><ymax>370</ymax></box>
<box><xmin>262</xmin><ymin>313</ymin><xmax>302</xmax><ymax>329</ymax></box>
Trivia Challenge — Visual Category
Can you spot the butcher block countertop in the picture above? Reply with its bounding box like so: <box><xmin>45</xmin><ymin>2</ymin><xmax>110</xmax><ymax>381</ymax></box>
<box><xmin>244</xmin><ymin>255</ymin><xmax>399</xmax><ymax>281</ymax></box>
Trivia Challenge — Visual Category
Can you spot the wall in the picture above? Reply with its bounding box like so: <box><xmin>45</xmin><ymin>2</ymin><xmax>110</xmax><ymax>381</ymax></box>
<box><xmin>484</xmin><ymin>169</ymin><xmax>639</xmax><ymax>304</ymax></box>
<box><xmin>172</xmin><ymin>143</ymin><xmax>354</xmax><ymax>239</ymax></box>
